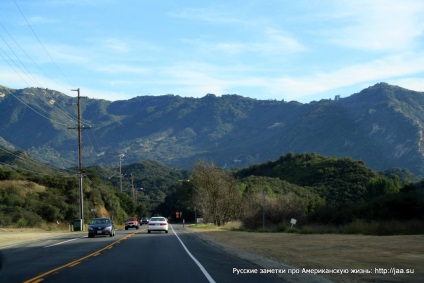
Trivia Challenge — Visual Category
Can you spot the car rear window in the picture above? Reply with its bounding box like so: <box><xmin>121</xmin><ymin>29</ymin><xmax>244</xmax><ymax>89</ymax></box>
<box><xmin>150</xmin><ymin>217</ymin><xmax>165</xmax><ymax>222</ymax></box>
<box><xmin>92</xmin><ymin>219</ymin><xmax>110</xmax><ymax>224</ymax></box>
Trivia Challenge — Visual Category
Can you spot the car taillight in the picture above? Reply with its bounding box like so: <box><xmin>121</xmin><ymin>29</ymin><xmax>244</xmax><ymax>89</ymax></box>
<box><xmin>149</xmin><ymin>223</ymin><xmax>155</xmax><ymax>226</ymax></box>
<box><xmin>160</xmin><ymin>223</ymin><xmax>167</xmax><ymax>226</ymax></box>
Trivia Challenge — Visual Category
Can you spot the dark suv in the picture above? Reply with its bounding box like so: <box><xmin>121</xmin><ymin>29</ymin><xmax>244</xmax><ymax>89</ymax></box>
<box><xmin>140</xmin><ymin>217</ymin><xmax>149</xmax><ymax>225</ymax></box>
<box><xmin>125</xmin><ymin>217</ymin><xmax>140</xmax><ymax>230</ymax></box>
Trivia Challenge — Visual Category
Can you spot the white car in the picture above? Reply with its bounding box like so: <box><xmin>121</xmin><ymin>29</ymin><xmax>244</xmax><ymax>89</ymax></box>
<box><xmin>147</xmin><ymin>216</ymin><xmax>169</xmax><ymax>233</ymax></box>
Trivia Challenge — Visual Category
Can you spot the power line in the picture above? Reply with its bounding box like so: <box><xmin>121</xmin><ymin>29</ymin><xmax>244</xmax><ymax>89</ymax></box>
<box><xmin>0</xmin><ymin>32</ymin><xmax>40</xmax><ymax>86</ymax></box>
<box><xmin>7</xmin><ymin>90</ymin><xmax>72</xmax><ymax>127</ymax></box>
<box><xmin>0</xmin><ymin>146</ymin><xmax>76</xmax><ymax>175</ymax></box>
<box><xmin>0</xmin><ymin>21</ymin><xmax>68</xmax><ymax>89</ymax></box>
<box><xmin>0</xmin><ymin>47</ymin><xmax>78</xmax><ymax>123</ymax></box>
<box><xmin>0</xmin><ymin>19</ymin><xmax>78</xmax><ymax>124</ymax></box>
<box><xmin>12</xmin><ymin>0</ymin><xmax>73</xmax><ymax>87</ymax></box>
<box><xmin>0</xmin><ymin>45</ymin><xmax>31</xmax><ymax>86</ymax></box>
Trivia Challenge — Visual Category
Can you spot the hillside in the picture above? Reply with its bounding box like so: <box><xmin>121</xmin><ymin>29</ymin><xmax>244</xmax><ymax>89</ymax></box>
<box><xmin>1</xmin><ymin>83</ymin><xmax>424</xmax><ymax>176</ymax></box>
<box><xmin>1</xmin><ymin>147</ymin><xmax>423</xmax><ymax>234</ymax></box>
<box><xmin>0</xmin><ymin>149</ymin><xmax>191</xmax><ymax>227</ymax></box>
<box><xmin>235</xmin><ymin>152</ymin><xmax>391</xmax><ymax>204</ymax></box>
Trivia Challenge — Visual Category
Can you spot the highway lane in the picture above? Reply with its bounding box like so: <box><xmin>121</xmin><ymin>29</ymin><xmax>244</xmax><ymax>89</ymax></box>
<box><xmin>0</xmin><ymin>229</ymin><xmax>130</xmax><ymax>283</ymax></box>
<box><xmin>0</xmin><ymin>225</ymin><xmax>284</xmax><ymax>283</ymax></box>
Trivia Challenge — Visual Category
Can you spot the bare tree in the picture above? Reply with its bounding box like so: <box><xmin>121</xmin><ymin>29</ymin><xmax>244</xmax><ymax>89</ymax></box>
<box><xmin>192</xmin><ymin>160</ymin><xmax>240</xmax><ymax>226</ymax></box>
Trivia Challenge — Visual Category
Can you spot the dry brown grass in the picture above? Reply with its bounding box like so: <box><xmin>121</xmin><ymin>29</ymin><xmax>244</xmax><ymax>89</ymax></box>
<box><xmin>191</xmin><ymin>227</ymin><xmax>424</xmax><ymax>283</ymax></box>
<box><xmin>0</xmin><ymin>228</ymin><xmax>74</xmax><ymax>248</ymax></box>
<box><xmin>0</xmin><ymin>180</ymin><xmax>46</xmax><ymax>195</ymax></box>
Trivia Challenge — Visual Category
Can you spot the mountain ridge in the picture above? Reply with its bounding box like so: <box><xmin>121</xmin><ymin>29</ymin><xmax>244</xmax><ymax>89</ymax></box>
<box><xmin>1</xmin><ymin>83</ymin><xmax>424</xmax><ymax>176</ymax></box>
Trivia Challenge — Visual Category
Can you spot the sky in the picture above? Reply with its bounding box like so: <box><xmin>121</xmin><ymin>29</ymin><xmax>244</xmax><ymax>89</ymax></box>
<box><xmin>0</xmin><ymin>0</ymin><xmax>424</xmax><ymax>103</ymax></box>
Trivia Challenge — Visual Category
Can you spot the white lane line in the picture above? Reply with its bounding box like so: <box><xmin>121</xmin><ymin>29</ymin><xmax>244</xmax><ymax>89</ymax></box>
<box><xmin>44</xmin><ymin>238</ymin><xmax>79</xmax><ymax>248</ymax></box>
<box><xmin>171</xmin><ymin>225</ymin><xmax>216</xmax><ymax>283</ymax></box>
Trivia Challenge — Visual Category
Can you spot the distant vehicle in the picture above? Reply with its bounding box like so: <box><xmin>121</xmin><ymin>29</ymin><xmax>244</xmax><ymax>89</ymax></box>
<box><xmin>148</xmin><ymin>216</ymin><xmax>168</xmax><ymax>233</ymax></box>
<box><xmin>88</xmin><ymin>218</ymin><xmax>115</xmax><ymax>238</ymax></box>
<box><xmin>125</xmin><ymin>217</ymin><xmax>140</xmax><ymax>230</ymax></box>
<box><xmin>140</xmin><ymin>217</ymin><xmax>149</xmax><ymax>225</ymax></box>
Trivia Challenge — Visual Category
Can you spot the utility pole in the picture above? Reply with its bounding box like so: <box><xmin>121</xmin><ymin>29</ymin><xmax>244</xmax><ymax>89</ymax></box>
<box><xmin>69</xmin><ymin>88</ymin><xmax>89</xmax><ymax>230</ymax></box>
<box><xmin>131</xmin><ymin>173</ymin><xmax>135</xmax><ymax>202</ymax></box>
<box><xmin>118</xmin><ymin>154</ymin><xmax>124</xmax><ymax>191</ymax></box>
<box><xmin>262</xmin><ymin>191</ymin><xmax>266</xmax><ymax>230</ymax></box>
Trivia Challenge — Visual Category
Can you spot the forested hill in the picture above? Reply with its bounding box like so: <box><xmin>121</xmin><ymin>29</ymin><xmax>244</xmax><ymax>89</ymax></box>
<box><xmin>234</xmin><ymin>152</ymin><xmax>422</xmax><ymax>206</ymax></box>
<box><xmin>1</xmin><ymin>83</ymin><xmax>424</xmax><ymax>176</ymax></box>
<box><xmin>235</xmin><ymin>153</ymin><xmax>379</xmax><ymax>203</ymax></box>
<box><xmin>235</xmin><ymin>153</ymin><xmax>379</xmax><ymax>188</ymax></box>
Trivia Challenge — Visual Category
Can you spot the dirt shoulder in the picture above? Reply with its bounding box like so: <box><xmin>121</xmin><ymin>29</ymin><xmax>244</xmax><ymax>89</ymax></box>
<box><xmin>0</xmin><ymin>228</ymin><xmax>80</xmax><ymax>248</ymax></box>
<box><xmin>189</xmin><ymin>228</ymin><xmax>424</xmax><ymax>283</ymax></box>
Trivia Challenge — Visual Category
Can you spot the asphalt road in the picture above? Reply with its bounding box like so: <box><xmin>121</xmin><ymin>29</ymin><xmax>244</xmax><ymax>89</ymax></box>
<box><xmin>0</xmin><ymin>224</ymin><xmax>284</xmax><ymax>283</ymax></box>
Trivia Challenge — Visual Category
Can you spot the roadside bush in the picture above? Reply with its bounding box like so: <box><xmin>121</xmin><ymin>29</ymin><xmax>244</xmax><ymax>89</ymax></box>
<box><xmin>0</xmin><ymin>212</ymin><xmax>13</xmax><ymax>226</ymax></box>
<box><xmin>38</xmin><ymin>204</ymin><xmax>61</xmax><ymax>222</ymax></box>
<box><xmin>12</xmin><ymin>211</ymin><xmax>43</xmax><ymax>228</ymax></box>
<box><xmin>240</xmin><ymin>193</ymin><xmax>306</xmax><ymax>229</ymax></box>
<box><xmin>341</xmin><ymin>219</ymin><xmax>424</xmax><ymax>235</ymax></box>
<box><xmin>17</xmin><ymin>217</ymin><xmax>28</xmax><ymax>228</ymax></box>
<box><xmin>298</xmin><ymin>224</ymin><xmax>341</xmax><ymax>234</ymax></box>
<box><xmin>308</xmin><ymin>204</ymin><xmax>354</xmax><ymax>225</ymax></box>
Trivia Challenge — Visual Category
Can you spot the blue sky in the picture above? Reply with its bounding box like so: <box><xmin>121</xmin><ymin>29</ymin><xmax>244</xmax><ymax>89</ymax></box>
<box><xmin>1</xmin><ymin>0</ymin><xmax>424</xmax><ymax>103</ymax></box>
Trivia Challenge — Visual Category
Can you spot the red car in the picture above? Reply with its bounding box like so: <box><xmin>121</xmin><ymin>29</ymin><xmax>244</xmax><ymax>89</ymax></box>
<box><xmin>125</xmin><ymin>217</ymin><xmax>140</xmax><ymax>230</ymax></box>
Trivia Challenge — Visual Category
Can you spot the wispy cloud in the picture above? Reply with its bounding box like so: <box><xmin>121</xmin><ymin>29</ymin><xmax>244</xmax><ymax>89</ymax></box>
<box><xmin>100</xmin><ymin>38</ymin><xmax>130</xmax><ymax>53</ymax></box>
<box><xmin>93</xmin><ymin>64</ymin><xmax>149</xmax><ymax>75</ymax></box>
<box><xmin>328</xmin><ymin>0</ymin><xmax>424</xmax><ymax>51</ymax></box>
<box><xmin>269</xmin><ymin>52</ymin><xmax>424</xmax><ymax>100</ymax></box>
<box><xmin>168</xmin><ymin>7</ymin><xmax>248</xmax><ymax>25</ymax></box>
<box><xmin>25</xmin><ymin>16</ymin><xmax>57</xmax><ymax>26</ymax></box>
<box><xmin>183</xmin><ymin>28</ymin><xmax>305</xmax><ymax>57</ymax></box>
<box><xmin>2</xmin><ymin>0</ymin><xmax>424</xmax><ymax>103</ymax></box>
<box><xmin>154</xmin><ymin>50</ymin><xmax>424</xmax><ymax>101</ymax></box>
<box><xmin>253</xmin><ymin>28</ymin><xmax>306</xmax><ymax>53</ymax></box>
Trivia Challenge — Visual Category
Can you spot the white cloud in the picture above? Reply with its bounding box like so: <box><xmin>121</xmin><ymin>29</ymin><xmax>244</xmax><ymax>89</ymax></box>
<box><xmin>184</xmin><ymin>27</ymin><xmax>304</xmax><ymax>57</ymax></box>
<box><xmin>329</xmin><ymin>0</ymin><xmax>424</xmax><ymax>51</ymax></box>
<box><xmin>45</xmin><ymin>43</ymin><xmax>91</xmax><ymax>65</ymax></box>
<box><xmin>269</xmin><ymin>52</ymin><xmax>424</xmax><ymax>100</ymax></box>
<box><xmin>93</xmin><ymin>64</ymin><xmax>149</xmax><ymax>75</ymax></box>
<box><xmin>102</xmin><ymin>38</ymin><xmax>131</xmax><ymax>54</ymax></box>
<box><xmin>26</xmin><ymin>16</ymin><xmax>57</xmax><ymax>25</ymax></box>
<box><xmin>390</xmin><ymin>78</ymin><xmax>424</xmax><ymax>93</ymax></box>
<box><xmin>169</xmin><ymin>7</ymin><xmax>247</xmax><ymax>25</ymax></box>
<box><xmin>253</xmin><ymin>28</ymin><xmax>306</xmax><ymax>53</ymax></box>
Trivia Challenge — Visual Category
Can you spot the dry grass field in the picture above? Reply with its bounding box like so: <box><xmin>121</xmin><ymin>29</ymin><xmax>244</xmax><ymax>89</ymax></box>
<box><xmin>0</xmin><ymin>228</ymin><xmax>73</xmax><ymax>248</ymax></box>
<box><xmin>191</xmin><ymin>228</ymin><xmax>424</xmax><ymax>283</ymax></box>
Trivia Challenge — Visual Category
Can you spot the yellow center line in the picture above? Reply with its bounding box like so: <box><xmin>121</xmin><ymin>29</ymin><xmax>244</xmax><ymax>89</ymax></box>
<box><xmin>23</xmin><ymin>229</ymin><xmax>145</xmax><ymax>283</ymax></box>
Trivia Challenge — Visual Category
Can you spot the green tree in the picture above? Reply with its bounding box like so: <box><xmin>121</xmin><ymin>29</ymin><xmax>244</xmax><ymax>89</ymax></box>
<box><xmin>365</xmin><ymin>176</ymin><xmax>401</xmax><ymax>199</ymax></box>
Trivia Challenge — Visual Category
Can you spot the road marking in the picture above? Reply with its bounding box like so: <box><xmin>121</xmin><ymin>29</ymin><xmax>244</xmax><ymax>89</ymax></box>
<box><xmin>44</xmin><ymin>238</ymin><xmax>79</xmax><ymax>248</ymax></box>
<box><xmin>23</xmin><ymin>230</ymin><xmax>143</xmax><ymax>283</ymax></box>
<box><xmin>171</xmin><ymin>225</ymin><xmax>216</xmax><ymax>283</ymax></box>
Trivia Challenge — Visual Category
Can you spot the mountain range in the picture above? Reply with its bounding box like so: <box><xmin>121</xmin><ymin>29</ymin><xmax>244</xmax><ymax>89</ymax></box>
<box><xmin>1</xmin><ymin>82</ymin><xmax>424</xmax><ymax>176</ymax></box>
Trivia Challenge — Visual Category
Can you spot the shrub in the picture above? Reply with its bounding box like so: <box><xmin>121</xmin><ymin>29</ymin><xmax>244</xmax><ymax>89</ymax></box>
<box><xmin>17</xmin><ymin>217</ymin><xmax>28</xmax><ymax>228</ymax></box>
<box><xmin>16</xmin><ymin>211</ymin><xmax>43</xmax><ymax>228</ymax></box>
<box><xmin>340</xmin><ymin>219</ymin><xmax>424</xmax><ymax>235</ymax></box>
<box><xmin>0</xmin><ymin>212</ymin><xmax>13</xmax><ymax>226</ymax></box>
<box><xmin>241</xmin><ymin>193</ymin><xmax>306</xmax><ymax>229</ymax></box>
